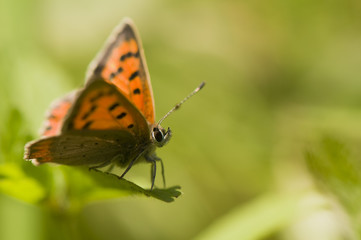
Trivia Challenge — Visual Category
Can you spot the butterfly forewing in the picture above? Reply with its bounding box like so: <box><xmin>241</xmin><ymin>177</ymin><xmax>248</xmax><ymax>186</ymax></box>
<box><xmin>61</xmin><ymin>79</ymin><xmax>149</xmax><ymax>139</ymax></box>
<box><xmin>87</xmin><ymin>18</ymin><xmax>155</xmax><ymax>124</ymax></box>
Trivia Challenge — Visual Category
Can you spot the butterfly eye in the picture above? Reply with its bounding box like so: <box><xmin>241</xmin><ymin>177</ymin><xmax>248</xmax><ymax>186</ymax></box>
<box><xmin>152</xmin><ymin>128</ymin><xmax>164</xmax><ymax>142</ymax></box>
<box><xmin>151</xmin><ymin>126</ymin><xmax>171</xmax><ymax>147</ymax></box>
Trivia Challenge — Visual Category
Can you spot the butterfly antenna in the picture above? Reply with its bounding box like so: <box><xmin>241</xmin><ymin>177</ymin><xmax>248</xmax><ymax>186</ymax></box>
<box><xmin>157</xmin><ymin>82</ymin><xmax>206</xmax><ymax>126</ymax></box>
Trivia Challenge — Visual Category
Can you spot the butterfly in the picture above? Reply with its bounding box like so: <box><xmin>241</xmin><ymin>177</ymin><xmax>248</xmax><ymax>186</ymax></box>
<box><xmin>24</xmin><ymin>18</ymin><xmax>205</xmax><ymax>190</ymax></box>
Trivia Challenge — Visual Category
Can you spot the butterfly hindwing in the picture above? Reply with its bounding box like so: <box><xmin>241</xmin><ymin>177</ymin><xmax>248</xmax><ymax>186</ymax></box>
<box><xmin>41</xmin><ymin>92</ymin><xmax>75</xmax><ymax>137</ymax></box>
<box><xmin>25</xmin><ymin>130</ymin><xmax>138</xmax><ymax>167</ymax></box>
<box><xmin>87</xmin><ymin>18</ymin><xmax>155</xmax><ymax>124</ymax></box>
<box><xmin>61</xmin><ymin>79</ymin><xmax>149</xmax><ymax>139</ymax></box>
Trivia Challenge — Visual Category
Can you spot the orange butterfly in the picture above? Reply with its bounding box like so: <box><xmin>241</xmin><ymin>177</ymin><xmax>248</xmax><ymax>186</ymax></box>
<box><xmin>24</xmin><ymin>18</ymin><xmax>204</xmax><ymax>189</ymax></box>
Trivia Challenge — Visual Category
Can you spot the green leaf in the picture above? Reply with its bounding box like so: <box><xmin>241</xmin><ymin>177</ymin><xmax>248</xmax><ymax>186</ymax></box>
<box><xmin>55</xmin><ymin>166</ymin><xmax>181</xmax><ymax>210</ymax></box>
<box><xmin>0</xmin><ymin>164</ymin><xmax>46</xmax><ymax>203</ymax></box>
<box><xmin>82</xmin><ymin>168</ymin><xmax>181</xmax><ymax>203</ymax></box>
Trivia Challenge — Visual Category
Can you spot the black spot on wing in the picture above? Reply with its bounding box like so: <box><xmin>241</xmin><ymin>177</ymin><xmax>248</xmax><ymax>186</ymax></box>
<box><xmin>120</xmin><ymin>51</ymin><xmax>139</xmax><ymax>61</ymax></box>
<box><xmin>82</xmin><ymin>105</ymin><xmax>97</xmax><ymax>120</ymax></box>
<box><xmin>127</xmin><ymin>124</ymin><xmax>134</xmax><ymax>129</ymax></box>
<box><xmin>109</xmin><ymin>67</ymin><xmax>123</xmax><ymax>80</ymax></box>
<box><xmin>82</xmin><ymin>120</ymin><xmax>93</xmax><ymax>129</ymax></box>
<box><xmin>109</xmin><ymin>72</ymin><xmax>116</xmax><ymax>80</ymax></box>
<box><xmin>120</xmin><ymin>52</ymin><xmax>131</xmax><ymax>61</ymax></box>
<box><xmin>129</xmin><ymin>71</ymin><xmax>139</xmax><ymax>81</ymax></box>
<box><xmin>108</xmin><ymin>103</ymin><xmax>120</xmax><ymax>111</ymax></box>
<box><xmin>116</xmin><ymin>112</ymin><xmax>127</xmax><ymax>119</ymax></box>
<box><xmin>117</xmin><ymin>67</ymin><xmax>123</xmax><ymax>73</ymax></box>
<box><xmin>133</xmin><ymin>88</ymin><xmax>141</xmax><ymax>94</ymax></box>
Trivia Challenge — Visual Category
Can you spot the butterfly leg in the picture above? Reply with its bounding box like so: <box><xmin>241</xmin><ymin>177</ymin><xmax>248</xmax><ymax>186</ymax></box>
<box><xmin>146</xmin><ymin>156</ymin><xmax>157</xmax><ymax>190</ymax></box>
<box><xmin>119</xmin><ymin>152</ymin><xmax>143</xmax><ymax>179</ymax></box>
<box><xmin>159</xmin><ymin>158</ymin><xmax>166</xmax><ymax>188</ymax></box>
<box><xmin>146</xmin><ymin>154</ymin><xmax>166</xmax><ymax>188</ymax></box>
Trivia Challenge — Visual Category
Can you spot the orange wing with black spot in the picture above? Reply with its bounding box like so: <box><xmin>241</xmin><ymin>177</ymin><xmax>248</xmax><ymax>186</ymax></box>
<box><xmin>61</xmin><ymin>78</ymin><xmax>149</xmax><ymax>139</ymax></box>
<box><xmin>40</xmin><ymin>92</ymin><xmax>75</xmax><ymax>137</ymax></box>
<box><xmin>87</xmin><ymin>18</ymin><xmax>155</xmax><ymax>124</ymax></box>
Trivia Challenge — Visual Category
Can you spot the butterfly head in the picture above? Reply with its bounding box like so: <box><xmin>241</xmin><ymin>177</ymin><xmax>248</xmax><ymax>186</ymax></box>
<box><xmin>151</xmin><ymin>125</ymin><xmax>172</xmax><ymax>147</ymax></box>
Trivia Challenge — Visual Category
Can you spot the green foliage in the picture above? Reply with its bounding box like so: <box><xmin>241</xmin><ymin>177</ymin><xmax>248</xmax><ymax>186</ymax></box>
<box><xmin>0</xmin><ymin>108</ymin><xmax>32</xmax><ymax>164</ymax></box>
<box><xmin>0</xmin><ymin>164</ymin><xmax>45</xmax><ymax>203</ymax></box>
<box><xmin>195</xmin><ymin>193</ymin><xmax>305</xmax><ymax>240</ymax></box>
<box><xmin>1</xmin><ymin>0</ymin><xmax>361</xmax><ymax>239</ymax></box>
<box><xmin>306</xmin><ymin>136</ymin><xmax>361</xmax><ymax>237</ymax></box>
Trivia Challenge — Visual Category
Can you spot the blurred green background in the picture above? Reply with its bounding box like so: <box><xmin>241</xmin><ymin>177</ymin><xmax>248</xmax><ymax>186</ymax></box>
<box><xmin>1</xmin><ymin>0</ymin><xmax>361</xmax><ymax>239</ymax></box>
